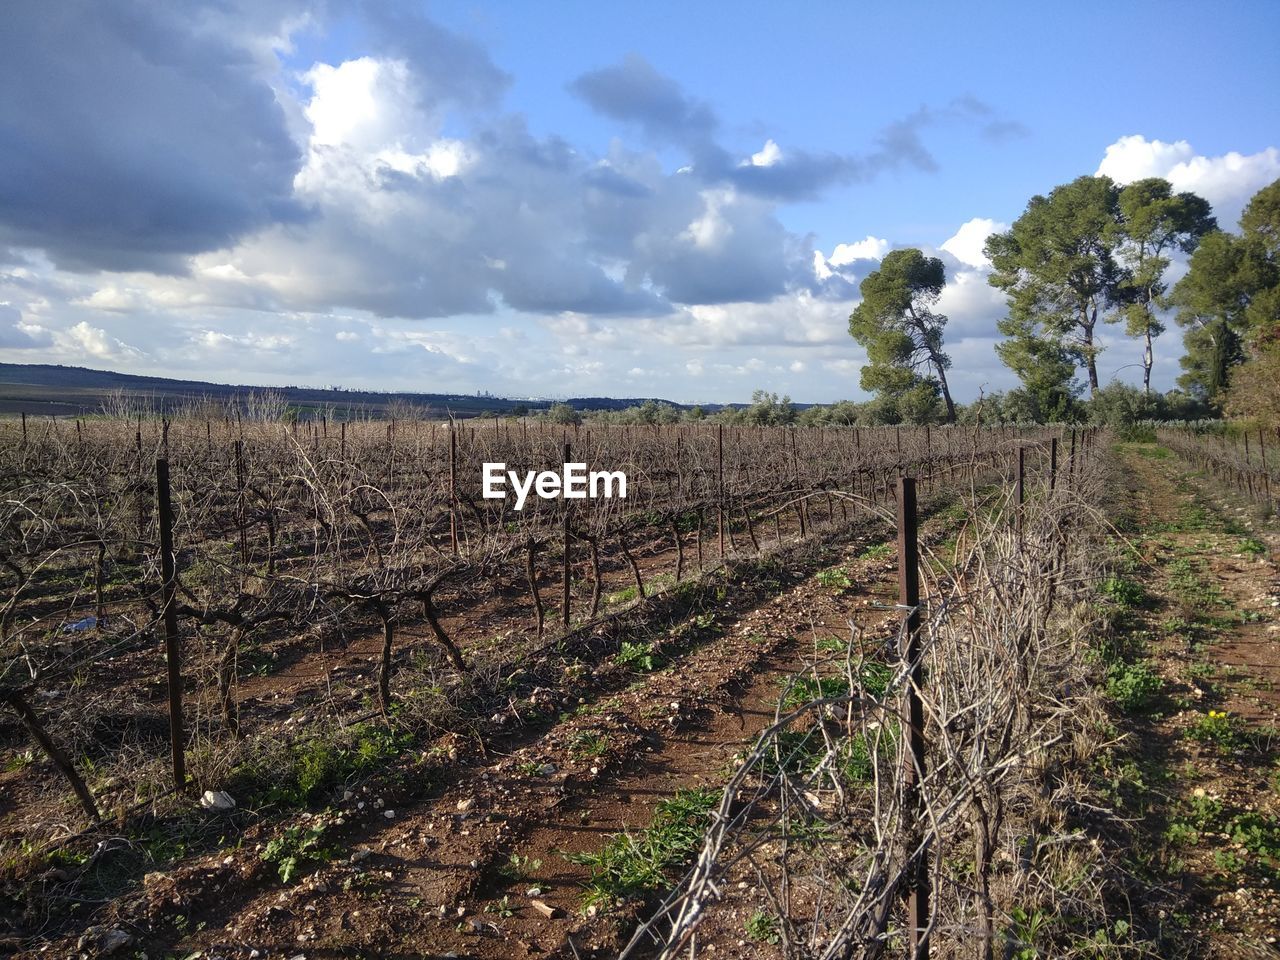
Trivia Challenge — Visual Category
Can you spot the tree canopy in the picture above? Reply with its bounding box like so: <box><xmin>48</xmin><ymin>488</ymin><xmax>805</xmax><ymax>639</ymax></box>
<box><xmin>1112</xmin><ymin>178</ymin><xmax>1216</xmax><ymax>394</ymax></box>
<box><xmin>986</xmin><ymin>175</ymin><xmax>1131</xmax><ymax>396</ymax></box>
<box><xmin>848</xmin><ymin>248</ymin><xmax>956</xmax><ymax>423</ymax></box>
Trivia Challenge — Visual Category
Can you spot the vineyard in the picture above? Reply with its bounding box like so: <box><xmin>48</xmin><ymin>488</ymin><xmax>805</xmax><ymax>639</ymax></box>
<box><xmin>1</xmin><ymin>416</ymin><xmax>1277</xmax><ymax>959</ymax></box>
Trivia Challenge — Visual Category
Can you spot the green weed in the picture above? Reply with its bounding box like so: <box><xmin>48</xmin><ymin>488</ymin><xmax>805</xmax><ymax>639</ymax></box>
<box><xmin>261</xmin><ymin>823</ymin><xmax>333</xmax><ymax>884</ymax></box>
<box><xmin>745</xmin><ymin>909</ymin><xmax>781</xmax><ymax>944</ymax></box>
<box><xmin>563</xmin><ymin>787</ymin><xmax>718</xmax><ymax>908</ymax></box>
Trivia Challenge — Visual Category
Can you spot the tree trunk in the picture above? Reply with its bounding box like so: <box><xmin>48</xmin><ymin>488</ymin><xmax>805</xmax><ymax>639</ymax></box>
<box><xmin>1143</xmin><ymin>325</ymin><xmax>1154</xmax><ymax>395</ymax></box>
<box><xmin>376</xmin><ymin>602</ymin><xmax>394</xmax><ymax>718</ymax></box>
<box><xmin>935</xmin><ymin>359</ymin><xmax>957</xmax><ymax>424</ymax></box>
<box><xmin>422</xmin><ymin>592</ymin><xmax>466</xmax><ymax>672</ymax></box>
<box><xmin>5</xmin><ymin>691</ymin><xmax>100</xmax><ymax>822</ymax></box>
<box><xmin>218</xmin><ymin>627</ymin><xmax>242</xmax><ymax>736</ymax></box>
<box><xmin>1084</xmin><ymin>318</ymin><xmax>1099</xmax><ymax>395</ymax></box>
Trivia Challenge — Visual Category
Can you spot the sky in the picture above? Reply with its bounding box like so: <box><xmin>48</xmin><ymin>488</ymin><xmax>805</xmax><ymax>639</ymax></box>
<box><xmin>1</xmin><ymin>0</ymin><xmax>1278</xmax><ymax>405</ymax></box>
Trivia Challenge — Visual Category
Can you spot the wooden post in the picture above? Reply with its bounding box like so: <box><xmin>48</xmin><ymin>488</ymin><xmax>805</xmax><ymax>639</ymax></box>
<box><xmin>156</xmin><ymin>459</ymin><xmax>186</xmax><ymax>791</ymax></box>
<box><xmin>896</xmin><ymin>476</ymin><xmax>929</xmax><ymax>959</ymax></box>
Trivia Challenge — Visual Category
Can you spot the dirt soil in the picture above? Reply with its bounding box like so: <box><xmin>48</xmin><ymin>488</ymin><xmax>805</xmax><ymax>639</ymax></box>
<box><xmin>1110</xmin><ymin>443</ymin><xmax>1280</xmax><ymax>958</ymax></box>
<box><xmin>9</xmin><ymin>484</ymin><xmax>967</xmax><ymax>959</ymax></box>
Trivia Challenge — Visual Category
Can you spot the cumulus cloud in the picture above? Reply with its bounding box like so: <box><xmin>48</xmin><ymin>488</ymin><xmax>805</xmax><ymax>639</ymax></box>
<box><xmin>0</xmin><ymin>304</ymin><xmax>52</xmax><ymax>348</ymax></box>
<box><xmin>811</xmin><ymin>237</ymin><xmax>890</xmax><ymax>292</ymax></box>
<box><xmin>0</xmin><ymin>0</ymin><xmax>305</xmax><ymax>273</ymax></box>
<box><xmin>940</xmin><ymin>218</ymin><xmax>1007</xmax><ymax>269</ymax></box>
<box><xmin>1097</xmin><ymin>135</ymin><xmax>1280</xmax><ymax>228</ymax></box>
<box><xmin>0</xmin><ymin>2</ymin><xmax>1084</xmax><ymax>403</ymax></box>
<box><xmin>57</xmin><ymin>321</ymin><xmax>142</xmax><ymax>362</ymax></box>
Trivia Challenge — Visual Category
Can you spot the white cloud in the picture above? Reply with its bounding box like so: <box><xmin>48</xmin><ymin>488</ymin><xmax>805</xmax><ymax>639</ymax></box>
<box><xmin>745</xmin><ymin>139</ymin><xmax>782</xmax><ymax>168</ymax></box>
<box><xmin>828</xmin><ymin>236</ymin><xmax>890</xmax><ymax>266</ymax></box>
<box><xmin>57</xmin><ymin>321</ymin><xmax>142</xmax><ymax>361</ymax></box>
<box><xmin>0</xmin><ymin>303</ymin><xmax>52</xmax><ymax>349</ymax></box>
<box><xmin>1097</xmin><ymin>135</ymin><xmax>1280</xmax><ymax>228</ymax></box>
<box><xmin>940</xmin><ymin>218</ymin><xmax>1006</xmax><ymax>269</ymax></box>
<box><xmin>682</xmin><ymin>189</ymin><xmax>737</xmax><ymax>250</ymax></box>
<box><xmin>813</xmin><ymin>236</ymin><xmax>890</xmax><ymax>281</ymax></box>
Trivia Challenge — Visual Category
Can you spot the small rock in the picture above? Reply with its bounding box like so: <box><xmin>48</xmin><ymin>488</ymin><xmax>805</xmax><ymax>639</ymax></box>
<box><xmin>200</xmin><ymin>790</ymin><xmax>236</xmax><ymax>812</ymax></box>
<box><xmin>456</xmin><ymin>797</ymin><xmax>475</xmax><ymax>812</ymax></box>
<box><xmin>529</xmin><ymin>899</ymin><xmax>562</xmax><ymax>919</ymax></box>
<box><xmin>77</xmin><ymin>927</ymin><xmax>134</xmax><ymax>955</ymax></box>
<box><xmin>384</xmin><ymin>810</ymin><xmax>395</xmax><ymax>819</ymax></box>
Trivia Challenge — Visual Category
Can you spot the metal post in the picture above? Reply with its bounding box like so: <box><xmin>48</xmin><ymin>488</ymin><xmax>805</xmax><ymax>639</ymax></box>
<box><xmin>1259</xmin><ymin>428</ymin><xmax>1271</xmax><ymax>508</ymax></box>
<box><xmin>562</xmin><ymin>442</ymin><xmax>572</xmax><ymax>628</ymax></box>
<box><xmin>1049</xmin><ymin>437</ymin><xmax>1058</xmax><ymax>492</ymax></box>
<box><xmin>449</xmin><ymin>425</ymin><xmax>459</xmax><ymax>555</ymax></box>
<box><xmin>234</xmin><ymin>440</ymin><xmax>248</xmax><ymax>565</ymax></box>
<box><xmin>717</xmin><ymin>424</ymin><xmax>725</xmax><ymax>559</ymax></box>
<box><xmin>156</xmin><ymin>459</ymin><xmax>186</xmax><ymax>791</ymax></box>
<box><xmin>896</xmin><ymin>476</ymin><xmax>928</xmax><ymax>958</ymax></box>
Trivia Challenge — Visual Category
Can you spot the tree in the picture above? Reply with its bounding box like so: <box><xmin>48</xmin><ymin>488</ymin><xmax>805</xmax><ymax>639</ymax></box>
<box><xmin>1170</xmin><ymin>230</ymin><xmax>1264</xmax><ymax>404</ymax></box>
<box><xmin>1113</xmin><ymin>179</ymin><xmax>1215</xmax><ymax>394</ymax></box>
<box><xmin>1220</xmin><ymin>179</ymin><xmax>1280</xmax><ymax>423</ymax></box>
<box><xmin>1237</xmin><ymin>178</ymin><xmax>1280</xmax><ymax>336</ymax></box>
<box><xmin>993</xmin><ymin>316</ymin><xmax>1081</xmax><ymax>423</ymax></box>
<box><xmin>848</xmin><ymin>248</ymin><xmax>957</xmax><ymax>423</ymax></box>
<box><xmin>986</xmin><ymin>175</ymin><xmax>1131</xmax><ymax>395</ymax></box>
<box><xmin>545</xmin><ymin>402</ymin><xmax>581</xmax><ymax>425</ymax></box>
<box><xmin>744</xmin><ymin>390</ymin><xmax>796</xmax><ymax>426</ymax></box>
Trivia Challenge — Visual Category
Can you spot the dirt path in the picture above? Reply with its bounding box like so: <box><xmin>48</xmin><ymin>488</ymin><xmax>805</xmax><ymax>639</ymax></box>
<box><xmin>1111</xmin><ymin>443</ymin><xmax>1280</xmax><ymax>957</ymax></box>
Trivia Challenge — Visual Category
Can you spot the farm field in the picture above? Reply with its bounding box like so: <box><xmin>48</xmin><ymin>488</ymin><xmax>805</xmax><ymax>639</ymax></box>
<box><xmin>1</xmin><ymin>416</ymin><xmax>1277</xmax><ymax>959</ymax></box>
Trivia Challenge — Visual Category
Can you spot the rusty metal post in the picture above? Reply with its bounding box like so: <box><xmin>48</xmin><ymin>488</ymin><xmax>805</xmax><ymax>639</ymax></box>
<box><xmin>1016</xmin><ymin>446</ymin><xmax>1025</xmax><ymax>542</ymax></box>
<box><xmin>717</xmin><ymin>424</ymin><xmax>725</xmax><ymax>559</ymax></box>
<box><xmin>562</xmin><ymin>441</ymin><xmax>572</xmax><ymax>628</ymax></box>
<box><xmin>156</xmin><ymin>459</ymin><xmax>186</xmax><ymax>791</ymax></box>
<box><xmin>1259</xmin><ymin>428</ymin><xmax>1271</xmax><ymax>508</ymax></box>
<box><xmin>233</xmin><ymin>439</ymin><xmax>248</xmax><ymax>565</ymax></box>
<box><xmin>449</xmin><ymin>424</ymin><xmax>459</xmax><ymax>555</ymax></box>
<box><xmin>896</xmin><ymin>476</ymin><xmax>929</xmax><ymax>958</ymax></box>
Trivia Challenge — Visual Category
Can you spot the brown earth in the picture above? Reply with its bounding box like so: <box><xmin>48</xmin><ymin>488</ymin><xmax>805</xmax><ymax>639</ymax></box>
<box><xmin>1110</xmin><ymin>443</ymin><xmax>1280</xmax><ymax>958</ymax></box>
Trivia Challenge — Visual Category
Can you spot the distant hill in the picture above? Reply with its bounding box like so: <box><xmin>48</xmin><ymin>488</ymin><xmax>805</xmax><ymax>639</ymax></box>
<box><xmin>0</xmin><ymin>363</ymin><xmax>728</xmax><ymax>418</ymax></box>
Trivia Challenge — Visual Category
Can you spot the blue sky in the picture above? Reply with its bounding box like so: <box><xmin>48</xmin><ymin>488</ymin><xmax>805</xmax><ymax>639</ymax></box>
<box><xmin>1</xmin><ymin>0</ymin><xmax>1277</xmax><ymax>404</ymax></box>
<box><xmin>423</xmin><ymin>0</ymin><xmax>1278</xmax><ymax>245</ymax></box>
